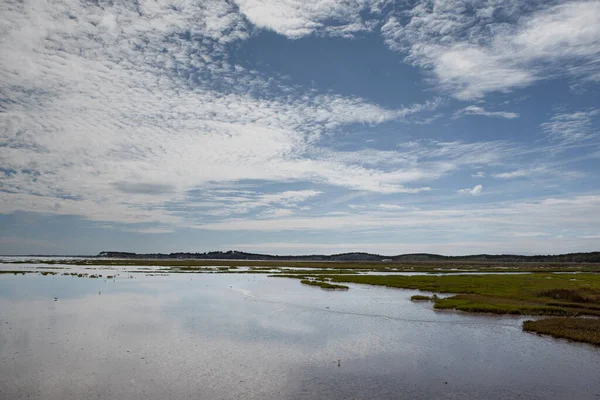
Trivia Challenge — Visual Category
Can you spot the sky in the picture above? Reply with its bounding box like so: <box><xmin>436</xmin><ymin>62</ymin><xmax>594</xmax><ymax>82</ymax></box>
<box><xmin>1</xmin><ymin>0</ymin><xmax>600</xmax><ymax>256</ymax></box>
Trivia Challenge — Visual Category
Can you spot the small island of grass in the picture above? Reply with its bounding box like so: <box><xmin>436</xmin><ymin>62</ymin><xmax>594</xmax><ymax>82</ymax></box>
<box><xmin>300</xmin><ymin>279</ymin><xmax>349</xmax><ymax>290</ymax></box>
<box><xmin>410</xmin><ymin>295</ymin><xmax>433</xmax><ymax>301</ymax></box>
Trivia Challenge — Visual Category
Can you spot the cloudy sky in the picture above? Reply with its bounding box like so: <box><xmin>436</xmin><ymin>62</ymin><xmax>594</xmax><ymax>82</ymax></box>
<box><xmin>1</xmin><ymin>0</ymin><xmax>599</xmax><ymax>255</ymax></box>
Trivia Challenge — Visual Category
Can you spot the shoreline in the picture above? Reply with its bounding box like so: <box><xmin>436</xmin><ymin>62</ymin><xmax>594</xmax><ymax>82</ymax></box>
<box><xmin>2</xmin><ymin>260</ymin><xmax>600</xmax><ymax>347</ymax></box>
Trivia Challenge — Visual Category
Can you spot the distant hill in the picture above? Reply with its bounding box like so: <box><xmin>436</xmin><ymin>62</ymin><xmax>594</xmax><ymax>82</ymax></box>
<box><xmin>97</xmin><ymin>250</ymin><xmax>600</xmax><ymax>263</ymax></box>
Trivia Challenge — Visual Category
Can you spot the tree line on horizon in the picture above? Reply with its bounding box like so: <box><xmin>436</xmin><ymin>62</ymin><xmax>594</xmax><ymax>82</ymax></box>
<box><xmin>97</xmin><ymin>250</ymin><xmax>600</xmax><ymax>263</ymax></box>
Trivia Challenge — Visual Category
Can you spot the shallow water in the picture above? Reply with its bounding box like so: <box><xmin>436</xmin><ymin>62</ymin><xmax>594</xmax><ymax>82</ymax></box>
<box><xmin>1</xmin><ymin>272</ymin><xmax>599</xmax><ymax>400</ymax></box>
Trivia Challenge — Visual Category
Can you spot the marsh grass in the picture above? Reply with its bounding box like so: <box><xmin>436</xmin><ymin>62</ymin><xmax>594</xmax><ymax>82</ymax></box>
<box><xmin>523</xmin><ymin>318</ymin><xmax>600</xmax><ymax>346</ymax></box>
<box><xmin>537</xmin><ymin>288</ymin><xmax>600</xmax><ymax>303</ymax></box>
<box><xmin>320</xmin><ymin>274</ymin><xmax>600</xmax><ymax>316</ymax></box>
<box><xmin>410</xmin><ymin>295</ymin><xmax>433</xmax><ymax>301</ymax></box>
<box><xmin>304</xmin><ymin>272</ymin><xmax>600</xmax><ymax>345</ymax></box>
<box><xmin>13</xmin><ymin>258</ymin><xmax>600</xmax><ymax>274</ymax></box>
<box><xmin>271</xmin><ymin>269</ymin><xmax>361</xmax><ymax>275</ymax></box>
<box><xmin>433</xmin><ymin>295</ymin><xmax>572</xmax><ymax>315</ymax></box>
<box><xmin>300</xmin><ymin>279</ymin><xmax>349</xmax><ymax>290</ymax></box>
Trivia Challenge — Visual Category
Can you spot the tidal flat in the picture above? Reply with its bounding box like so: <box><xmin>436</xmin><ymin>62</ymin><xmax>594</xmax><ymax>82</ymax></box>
<box><xmin>1</xmin><ymin>258</ymin><xmax>600</xmax><ymax>399</ymax></box>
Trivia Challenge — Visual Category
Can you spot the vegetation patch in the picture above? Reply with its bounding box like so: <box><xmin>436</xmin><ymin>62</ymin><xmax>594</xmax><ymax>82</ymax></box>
<box><xmin>523</xmin><ymin>318</ymin><xmax>600</xmax><ymax>346</ymax></box>
<box><xmin>300</xmin><ymin>279</ymin><xmax>349</xmax><ymax>290</ymax></box>
<box><xmin>321</xmin><ymin>273</ymin><xmax>600</xmax><ymax>315</ymax></box>
<box><xmin>12</xmin><ymin>257</ymin><xmax>600</xmax><ymax>274</ymax></box>
<box><xmin>537</xmin><ymin>288</ymin><xmax>599</xmax><ymax>303</ymax></box>
<box><xmin>274</xmin><ymin>269</ymin><xmax>361</xmax><ymax>275</ymax></box>
<box><xmin>410</xmin><ymin>295</ymin><xmax>433</xmax><ymax>301</ymax></box>
<box><xmin>433</xmin><ymin>295</ymin><xmax>571</xmax><ymax>315</ymax></box>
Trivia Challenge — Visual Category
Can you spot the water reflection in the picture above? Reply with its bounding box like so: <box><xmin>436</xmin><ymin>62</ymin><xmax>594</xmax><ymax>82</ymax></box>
<box><xmin>1</xmin><ymin>273</ymin><xmax>599</xmax><ymax>399</ymax></box>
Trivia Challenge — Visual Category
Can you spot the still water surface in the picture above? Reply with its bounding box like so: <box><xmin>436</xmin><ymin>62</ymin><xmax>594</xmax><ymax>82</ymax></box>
<box><xmin>1</xmin><ymin>272</ymin><xmax>599</xmax><ymax>399</ymax></box>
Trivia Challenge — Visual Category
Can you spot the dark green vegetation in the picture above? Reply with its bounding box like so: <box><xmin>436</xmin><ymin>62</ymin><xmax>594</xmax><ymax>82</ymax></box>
<box><xmin>300</xmin><ymin>279</ymin><xmax>349</xmax><ymax>290</ymax></box>
<box><xmin>10</xmin><ymin>257</ymin><xmax>600</xmax><ymax>275</ymax></box>
<box><xmin>411</xmin><ymin>295</ymin><xmax>434</xmax><ymax>301</ymax></box>
<box><xmin>321</xmin><ymin>274</ymin><xmax>600</xmax><ymax>316</ymax></box>
<box><xmin>523</xmin><ymin>318</ymin><xmax>600</xmax><ymax>346</ymax></box>
<box><xmin>97</xmin><ymin>250</ymin><xmax>600</xmax><ymax>263</ymax></box>
<box><xmin>283</xmin><ymin>272</ymin><xmax>600</xmax><ymax>345</ymax></box>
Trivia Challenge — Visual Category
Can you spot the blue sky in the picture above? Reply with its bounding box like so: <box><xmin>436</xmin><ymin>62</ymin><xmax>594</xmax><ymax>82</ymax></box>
<box><xmin>1</xmin><ymin>0</ymin><xmax>600</xmax><ymax>255</ymax></box>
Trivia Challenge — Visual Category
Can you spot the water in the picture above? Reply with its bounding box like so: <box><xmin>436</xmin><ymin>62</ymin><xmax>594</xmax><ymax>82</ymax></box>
<box><xmin>1</xmin><ymin>272</ymin><xmax>599</xmax><ymax>399</ymax></box>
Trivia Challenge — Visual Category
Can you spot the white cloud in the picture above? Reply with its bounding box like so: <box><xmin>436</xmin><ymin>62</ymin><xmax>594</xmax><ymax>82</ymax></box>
<box><xmin>492</xmin><ymin>164</ymin><xmax>585</xmax><ymax>180</ymax></box>
<box><xmin>0</xmin><ymin>0</ymin><xmax>445</xmax><ymax>226</ymax></box>
<box><xmin>540</xmin><ymin>109</ymin><xmax>600</xmax><ymax>143</ymax></box>
<box><xmin>188</xmin><ymin>190</ymin><xmax>322</xmax><ymax>217</ymax></box>
<box><xmin>194</xmin><ymin>195</ymin><xmax>600</xmax><ymax>235</ymax></box>
<box><xmin>510</xmin><ymin>232</ymin><xmax>551</xmax><ymax>237</ymax></box>
<box><xmin>453</xmin><ymin>106</ymin><xmax>519</xmax><ymax>119</ymax></box>
<box><xmin>376</xmin><ymin>204</ymin><xmax>407</xmax><ymax>211</ymax></box>
<box><xmin>233</xmin><ymin>0</ymin><xmax>375</xmax><ymax>38</ymax></box>
<box><xmin>579</xmin><ymin>235</ymin><xmax>600</xmax><ymax>239</ymax></box>
<box><xmin>0</xmin><ymin>192</ymin><xmax>184</xmax><ymax>225</ymax></box>
<box><xmin>0</xmin><ymin>0</ymin><xmax>596</xmax><ymax>246</ymax></box>
<box><xmin>457</xmin><ymin>184</ymin><xmax>482</xmax><ymax>195</ymax></box>
<box><xmin>493</xmin><ymin>170</ymin><xmax>531</xmax><ymax>179</ymax></box>
<box><xmin>348</xmin><ymin>203</ymin><xmax>408</xmax><ymax>211</ymax></box>
<box><xmin>259</xmin><ymin>208</ymin><xmax>295</xmax><ymax>218</ymax></box>
<box><xmin>382</xmin><ymin>1</ymin><xmax>600</xmax><ymax>99</ymax></box>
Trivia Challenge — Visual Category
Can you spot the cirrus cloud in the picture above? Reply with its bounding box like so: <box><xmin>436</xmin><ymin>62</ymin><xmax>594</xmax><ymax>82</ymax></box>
<box><xmin>382</xmin><ymin>1</ymin><xmax>600</xmax><ymax>99</ymax></box>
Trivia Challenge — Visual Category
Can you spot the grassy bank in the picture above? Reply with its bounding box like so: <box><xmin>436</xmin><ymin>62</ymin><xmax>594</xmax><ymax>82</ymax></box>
<box><xmin>523</xmin><ymin>318</ymin><xmax>600</xmax><ymax>346</ymax></box>
<box><xmin>300</xmin><ymin>279</ymin><xmax>349</xmax><ymax>290</ymax></box>
<box><xmin>322</xmin><ymin>273</ymin><xmax>600</xmax><ymax>316</ymax></box>
<box><xmin>279</xmin><ymin>272</ymin><xmax>600</xmax><ymax>317</ymax></box>
<box><xmin>284</xmin><ymin>272</ymin><xmax>600</xmax><ymax>345</ymax></box>
<box><xmin>410</xmin><ymin>295</ymin><xmax>435</xmax><ymax>301</ymax></box>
